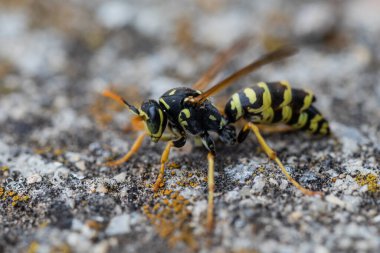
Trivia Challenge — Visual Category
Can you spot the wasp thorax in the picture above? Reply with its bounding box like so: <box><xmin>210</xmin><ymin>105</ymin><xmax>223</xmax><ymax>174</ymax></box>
<box><xmin>140</xmin><ymin>100</ymin><xmax>167</xmax><ymax>142</ymax></box>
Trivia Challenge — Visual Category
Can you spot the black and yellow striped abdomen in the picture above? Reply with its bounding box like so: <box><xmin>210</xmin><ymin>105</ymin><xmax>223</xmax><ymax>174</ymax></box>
<box><xmin>224</xmin><ymin>81</ymin><xmax>330</xmax><ymax>135</ymax></box>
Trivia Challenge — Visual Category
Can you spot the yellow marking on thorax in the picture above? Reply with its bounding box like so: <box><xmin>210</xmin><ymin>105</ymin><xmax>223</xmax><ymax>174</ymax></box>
<box><xmin>281</xmin><ymin>106</ymin><xmax>292</xmax><ymax>123</ymax></box>
<box><xmin>178</xmin><ymin>108</ymin><xmax>191</xmax><ymax>128</ymax></box>
<box><xmin>159</xmin><ymin>98</ymin><xmax>170</xmax><ymax>110</ymax></box>
<box><xmin>300</xmin><ymin>89</ymin><xmax>314</xmax><ymax>112</ymax></box>
<box><xmin>309</xmin><ymin>114</ymin><xmax>323</xmax><ymax>133</ymax></box>
<box><xmin>279</xmin><ymin>81</ymin><xmax>292</xmax><ymax>108</ymax></box>
<box><xmin>220</xmin><ymin>118</ymin><xmax>227</xmax><ymax>128</ymax></box>
<box><xmin>169</xmin><ymin>89</ymin><xmax>176</xmax><ymax>95</ymax></box>
<box><xmin>209</xmin><ymin>115</ymin><xmax>217</xmax><ymax>121</ymax></box>
<box><xmin>230</xmin><ymin>93</ymin><xmax>243</xmax><ymax>119</ymax></box>
<box><xmin>243</xmin><ymin>88</ymin><xmax>257</xmax><ymax>104</ymax></box>
<box><xmin>182</xmin><ymin>108</ymin><xmax>191</xmax><ymax>118</ymax></box>
<box><xmin>292</xmin><ymin>112</ymin><xmax>308</xmax><ymax>129</ymax></box>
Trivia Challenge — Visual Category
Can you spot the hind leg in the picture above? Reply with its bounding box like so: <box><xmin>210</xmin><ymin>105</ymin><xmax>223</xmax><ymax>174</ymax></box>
<box><xmin>239</xmin><ymin>122</ymin><xmax>322</xmax><ymax>196</ymax></box>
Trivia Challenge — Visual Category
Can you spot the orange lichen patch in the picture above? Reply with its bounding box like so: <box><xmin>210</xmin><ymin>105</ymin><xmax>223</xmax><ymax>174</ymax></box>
<box><xmin>0</xmin><ymin>187</ymin><xmax>30</xmax><ymax>206</ymax></box>
<box><xmin>232</xmin><ymin>249</ymin><xmax>259</xmax><ymax>253</ymax></box>
<box><xmin>85</xmin><ymin>220</ymin><xmax>103</xmax><ymax>231</ymax></box>
<box><xmin>168</xmin><ymin>162</ymin><xmax>180</xmax><ymax>169</ymax></box>
<box><xmin>50</xmin><ymin>244</ymin><xmax>72</xmax><ymax>253</ymax></box>
<box><xmin>355</xmin><ymin>173</ymin><xmax>380</xmax><ymax>193</ymax></box>
<box><xmin>252</xmin><ymin>167</ymin><xmax>266</xmax><ymax>178</ymax></box>
<box><xmin>143</xmin><ymin>191</ymin><xmax>197</xmax><ymax>250</ymax></box>
<box><xmin>34</xmin><ymin>146</ymin><xmax>65</xmax><ymax>157</ymax></box>
<box><xmin>1</xmin><ymin>165</ymin><xmax>9</xmax><ymax>171</ymax></box>
<box><xmin>27</xmin><ymin>241</ymin><xmax>40</xmax><ymax>253</ymax></box>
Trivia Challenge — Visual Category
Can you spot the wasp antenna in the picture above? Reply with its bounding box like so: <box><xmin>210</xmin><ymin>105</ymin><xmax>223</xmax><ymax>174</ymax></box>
<box><xmin>102</xmin><ymin>89</ymin><xmax>141</xmax><ymax>115</ymax></box>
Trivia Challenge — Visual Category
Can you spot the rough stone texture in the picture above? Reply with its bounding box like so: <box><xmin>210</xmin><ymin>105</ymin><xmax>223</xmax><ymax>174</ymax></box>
<box><xmin>0</xmin><ymin>1</ymin><xmax>379</xmax><ymax>253</ymax></box>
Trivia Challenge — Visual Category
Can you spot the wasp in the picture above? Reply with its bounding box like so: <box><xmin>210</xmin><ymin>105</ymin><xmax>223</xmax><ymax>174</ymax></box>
<box><xmin>102</xmin><ymin>40</ymin><xmax>330</xmax><ymax>232</ymax></box>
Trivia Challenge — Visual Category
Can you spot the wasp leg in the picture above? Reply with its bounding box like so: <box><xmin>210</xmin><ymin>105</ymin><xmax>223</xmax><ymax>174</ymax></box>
<box><xmin>198</xmin><ymin>132</ymin><xmax>217</xmax><ymax>232</ymax></box>
<box><xmin>242</xmin><ymin>122</ymin><xmax>323</xmax><ymax>196</ymax></box>
<box><xmin>206</xmin><ymin>152</ymin><xmax>215</xmax><ymax>233</ymax></box>
<box><xmin>105</xmin><ymin>133</ymin><xmax>146</xmax><ymax>167</ymax></box>
<box><xmin>153</xmin><ymin>141</ymin><xmax>174</xmax><ymax>192</ymax></box>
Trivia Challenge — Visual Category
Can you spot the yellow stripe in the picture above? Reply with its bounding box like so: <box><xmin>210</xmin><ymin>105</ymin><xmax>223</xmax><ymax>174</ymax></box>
<box><xmin>300</xmin><ymin>89</ymin><xmax>314</xmax><ymax>112</ymax></box>
<box><xmin>243</xmin><ymin>88</ymin><xmax>257</xmax><ymax>104</ymax></box>
<box><xmin>281</xmin><ymin>106</ymin><xmax>292</xmax><ymax>123</ymax></box>
<box><xmin>209</xmin><ymin>115</ymin><xmax>217</xmax><ymax>121</ymax></box>
<box><xmin>309</xmin><ymin>114</ymin><xmax>323</xmax><ymax>133</ymax></box>
<box><xmin>279</xmin><ymin>80</ymin><xmax>292</xmax><ymax>108</ymax></box>
<box><xmin>169</xmin><ymin>89</ymin><xmax>176</xmax><ymax>95</ymax></box>
<box><xmin>178</xmin><ymin>109</ymin><xmax>191</xmax><ymax>128</ymax></box>
<box><xmin>182</xmin><ymin>108</ymin><xmax>191</xmax><ymax>118</ymax></box>
<box><xmin>292</xmin><ymin>113</ymin><xmax>308</xmax><ymax>129</ymax></box>
<box><xmin>261</xmin><ymin>108</ymin><xmax>274</xmax><ymax>123</ymax></box>
<box><xmin>259</xmin><ymin>82</ymin><xmax>272</xmax><ymax>109</ymax></box>
<box><xmin>159</xmin><ymin>98</ymin><xmax>170</xmax><ymax>109</ymax></box>
<box><xmin>220</xmin><ymin>118</ymin><xmax>227</xmax><ymax>128</ymax></box>
<box><xmin>319</xmin><ymin>122</ymin><xmax>329</xmax><ymax>135</ymax></box>
<box><xmin>230</xmin><ymin>93</ymin><xmax>243</xmax><ymax>119</ymax></box>
<box><xmin>246</xmin><ymin>82</ymin><xmax>271</xmax><ymax>114</ymax></box>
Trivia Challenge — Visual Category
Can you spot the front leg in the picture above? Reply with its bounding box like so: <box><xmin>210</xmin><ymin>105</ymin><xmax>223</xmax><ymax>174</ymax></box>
<box><xmin>153</xmin><ymin>141</ymin><xmax>174</xmax><ymax>192</ymax></box>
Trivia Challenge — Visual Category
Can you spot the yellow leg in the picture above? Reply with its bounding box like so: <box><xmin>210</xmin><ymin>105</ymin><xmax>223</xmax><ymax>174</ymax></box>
<box><xmin>206</xmin><ymin>152</ymin><xmax>215</xmax><ymax>233</ymax></box>
<box><xmin>245</xmin><ymin>123</ymin><xmax>322</xmax><ymax>196</ymax></box>
<box><xmin>105</xmin><ymin>133</ymin><xmax>146</xmax><ymax>167</ymax></box>
<box><xmin>153</xmin><ymin>141</ymin><xmax>174</xmax><ymax>192</ymax></box>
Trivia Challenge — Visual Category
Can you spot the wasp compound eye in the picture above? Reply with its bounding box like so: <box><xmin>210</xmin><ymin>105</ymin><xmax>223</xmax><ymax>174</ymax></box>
<box><xmin>141</xmin><ymin>100</ymin><xmax>167</xmax><ymax>142</ymax></box>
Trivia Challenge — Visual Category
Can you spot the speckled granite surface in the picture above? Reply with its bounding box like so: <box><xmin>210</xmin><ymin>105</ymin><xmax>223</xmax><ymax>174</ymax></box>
<box><xmin>0</xmin><ymin>1</ymin><xmax>379</xmax><ymax>252</ymax></box>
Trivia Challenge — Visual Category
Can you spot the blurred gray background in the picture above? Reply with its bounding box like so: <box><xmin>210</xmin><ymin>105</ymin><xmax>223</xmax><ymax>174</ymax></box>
<box><xmin>0</xmin><ymin>1</ymin><xmax>379</xmax><ymax>253</ymax></box>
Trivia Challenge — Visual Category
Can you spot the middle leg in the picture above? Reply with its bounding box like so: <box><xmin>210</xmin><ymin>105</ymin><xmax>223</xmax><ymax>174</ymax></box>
<box><xmin>206</xmin><ymin>152</ymin><xmax>215</xmax><ymax>233</ymax></box>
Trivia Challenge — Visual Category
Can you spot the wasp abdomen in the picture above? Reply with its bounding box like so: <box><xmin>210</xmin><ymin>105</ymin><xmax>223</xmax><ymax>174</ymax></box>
<box><xmin>225</xmin><ymin>81</ymin><xmax>329</xmax><ymax>135</ymax></box>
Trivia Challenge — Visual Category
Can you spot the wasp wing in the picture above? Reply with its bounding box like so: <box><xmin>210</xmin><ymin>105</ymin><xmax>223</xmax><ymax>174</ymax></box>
<box><xmin>192</xmin><ymin>37</ymin><xmax>251</xmax><ymax>91</ymax></box>
<box><xmin>193</xmin><ymin>46</ymin><xmax>298</xmax><ymax>105</ymax></box>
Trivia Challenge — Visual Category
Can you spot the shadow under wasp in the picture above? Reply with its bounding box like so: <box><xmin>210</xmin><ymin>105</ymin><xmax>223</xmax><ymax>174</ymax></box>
<box><xmin>102</xmin><ymin>39</ymin><xmax>330</xmax><ymax>232</ymax></box>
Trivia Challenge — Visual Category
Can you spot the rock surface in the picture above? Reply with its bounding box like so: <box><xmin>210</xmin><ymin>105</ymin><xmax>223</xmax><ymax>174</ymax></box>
<box><xmin>0</xmin><ymin>1</ymin><xmax>379</xmax><ymax>253</ymax></box>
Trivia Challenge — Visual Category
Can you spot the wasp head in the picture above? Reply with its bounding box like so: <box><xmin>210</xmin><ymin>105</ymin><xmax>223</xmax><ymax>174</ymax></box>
<box><xmin>102</xmin><ymin>90</ymin><xmax>167</xmax><ymax>142</ymax></box>
<box><xmin>140</xmin><ymin>100</ymin><xmax>167</xmax><ymax>142</ymax></box>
